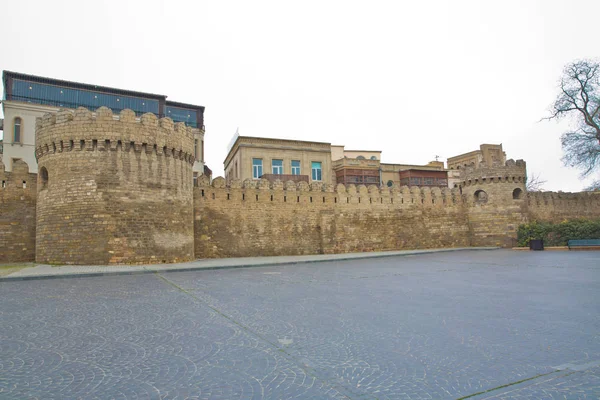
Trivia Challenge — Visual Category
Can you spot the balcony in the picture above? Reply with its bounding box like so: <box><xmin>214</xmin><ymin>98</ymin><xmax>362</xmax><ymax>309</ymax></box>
<box><xmin>259</xmin><ymin>174</ymin><xmax>309</xmax><ymax>183</ymax></box>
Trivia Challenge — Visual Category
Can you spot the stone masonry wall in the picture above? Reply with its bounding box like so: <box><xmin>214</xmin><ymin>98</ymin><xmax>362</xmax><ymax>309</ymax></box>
<box><xmin>459</xmin><ymin>161</ymin><xmax>528</xmax><ymax>247</ymax></box>
<box><xmin>35</xmin><ymin>107</ymin><xmax>195</xmax><ymax>265</ymax></box>
<box><xmin>0</xmin><ymin>160</ymin><xmax>37</xmax><ymax>263</ymax></box>
<box><xmin>194</xmin><ymin>177</ymin><xmax>471</xmax><ymax>258</ymax></box>
<box><xmin>527</xmin><ymin>191</ymin><xmax>600</xmax><ymax>222</ymax></box>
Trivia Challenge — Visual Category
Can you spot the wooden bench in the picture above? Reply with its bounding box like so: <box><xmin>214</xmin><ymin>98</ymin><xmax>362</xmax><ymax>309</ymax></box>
<box><xmin>567</xmin><ymin>239</ymin><xmax>600</xmax><ymax>250</ymax></box>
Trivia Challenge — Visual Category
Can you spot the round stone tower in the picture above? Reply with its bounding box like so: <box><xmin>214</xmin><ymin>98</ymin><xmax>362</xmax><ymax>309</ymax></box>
<box><xmin>35</xmin><ymin>107</ymin><xmax>195</xmax><ymax>264</ymax></box>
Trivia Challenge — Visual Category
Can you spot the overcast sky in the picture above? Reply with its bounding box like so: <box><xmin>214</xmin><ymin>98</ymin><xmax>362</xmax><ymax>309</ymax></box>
<box><xmin>1</xmin><ymin>0</ymin><xmax>599</xmax><ymax>191</ymax></box>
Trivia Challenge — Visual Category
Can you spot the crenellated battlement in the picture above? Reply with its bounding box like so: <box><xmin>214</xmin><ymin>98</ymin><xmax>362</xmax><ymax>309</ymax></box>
<box><xmin>197</xmin><ymin>176</ymin><xmax>464</xmax><ymax>207</ymax></box>
<box><xmin>459</xmin><ymin>159</ymin><xmax>527</xmax><ymax>187</ymax></box>
<box><xmin>35</xmin><ymin>107</ymin><xmax>195</xmax><ymax>164</ymax></box>
<box><xmin>35</xmin><ymin>107</ymin><xmax>195</xmax><ymax>265</ymax></box>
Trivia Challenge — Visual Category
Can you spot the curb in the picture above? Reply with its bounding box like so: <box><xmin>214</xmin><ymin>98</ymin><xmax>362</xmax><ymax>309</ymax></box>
<box><xmin>0</xmin><ymin>247</ymin><xmax>500</xmax><ymax>282</ymax></box>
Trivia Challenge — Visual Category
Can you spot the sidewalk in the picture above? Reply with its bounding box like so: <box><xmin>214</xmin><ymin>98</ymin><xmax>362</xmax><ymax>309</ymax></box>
<box><xmin>0</xmin><ymin>247</ymin><xmax>499</xmax><ymax>281</ymax></box>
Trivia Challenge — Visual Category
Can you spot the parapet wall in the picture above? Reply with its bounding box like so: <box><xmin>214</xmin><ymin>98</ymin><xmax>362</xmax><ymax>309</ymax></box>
<box><xmin>35</xmin><ymin>107</ymin><xmax>195</xmax><ymax>265</ymax></box>
<box><xmin>194</xmin><ymin>177</ymin><xmax>472</xmax><ymax>258</ymax></box>
<box><xmin>527</xmin><ymin>191</ymin><xmax>600</xmax><ymax>222</ymax></box>
<box><xmin>0</xmin><ymin>160</ymin><xmax>37</xmax><ymax>263</ymax></box>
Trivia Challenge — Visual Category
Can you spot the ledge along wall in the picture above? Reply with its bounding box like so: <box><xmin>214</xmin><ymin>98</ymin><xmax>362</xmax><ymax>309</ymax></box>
<box><xmin>35</xmin><ymin>107</ymin><xmax>195</xmax><ymax>265</ymax></box>
<box><xmin>0</xmin><ymin>160</ymin><xmax>37</xmax><ymax>263</ymax></box>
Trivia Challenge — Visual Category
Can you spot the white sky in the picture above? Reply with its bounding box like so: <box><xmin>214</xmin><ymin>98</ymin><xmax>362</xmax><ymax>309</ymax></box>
<box><xmin>1</xmin><ymin>0</ymin><xmax>599</xmax><ymax>191</ymax></box>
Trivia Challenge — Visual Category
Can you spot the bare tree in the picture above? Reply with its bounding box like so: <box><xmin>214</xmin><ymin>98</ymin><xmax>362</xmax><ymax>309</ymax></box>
<box><xmin>584</xmin><ymin>179</ymin><xmax>600</xmax><ymax>191</ymax></box>
<box><xmin>545</xmin><ymin>60</ymin><xmax>600</xmax><ymax>177</ymax></box>
<box><xmin>525</xmin><ymin>173</ymin><xmax>547</xmax><ymax>192</ymax></box>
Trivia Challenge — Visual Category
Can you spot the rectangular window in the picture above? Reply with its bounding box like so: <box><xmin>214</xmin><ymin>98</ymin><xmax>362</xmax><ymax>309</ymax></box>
<box><xmin>423</xmin><ymin>177</ymin><xmax>434</xmax><ymax>185</ymax></box>
<box><xmin>272</xmin><ymin>159</ymin><xmax>283</xmax><ymax>174</ymax></box>
<box><xmin>291</xmin><ymin>160</ymin><xmax>301</xmax><ymax>175</ymax></box>
<box><xmin>311</xmin><ymin>161</ymin><xmax>322</xmax><ymax>181</ymax></box>
<box><xmin>410</xmin><ymin>177</ymin><xmax>421</xmax><ymax>186</ymax></box>
<box><xmin>194</xmin><ymin>139</ymin><xmax>198</xmax><ymax>159</ymax></box>
<box><xmin>252</xmin><ymin>158</ymin><xmax>263</xmax><ymax>179</ymax></box>
<box><xmin>14</xmin><ymin>118</ymin><xmax>22</xmax><ymax>143</ymax></box>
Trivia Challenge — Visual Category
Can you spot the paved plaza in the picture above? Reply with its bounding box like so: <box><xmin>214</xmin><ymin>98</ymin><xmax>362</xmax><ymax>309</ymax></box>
<box><xmin>1</xmin><ymin>249</ymin><xmax>599</xmax><ymax>399</ymax></box>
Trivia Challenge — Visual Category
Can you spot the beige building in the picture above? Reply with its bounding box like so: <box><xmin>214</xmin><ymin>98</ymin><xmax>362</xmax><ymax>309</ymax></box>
<box><xmin>447</xmin><ymin>144</ymin><xmax>506</xmax><ymax>170</ymax></box>
<box><xmin>224</xmin><ymin>136</ymin><xmax>333</xmax><ymax>185</ymax></box>
<box><xmin>1</xmin><ymin>71</ymin><xmax>206</xmax><ymax>174</ymax></box>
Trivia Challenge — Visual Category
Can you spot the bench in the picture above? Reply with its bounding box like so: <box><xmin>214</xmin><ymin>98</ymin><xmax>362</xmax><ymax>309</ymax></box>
<box><xmin>567</xmin><ymin>239</ymin><xmax>600</xmax><ymax>250</ymax></box>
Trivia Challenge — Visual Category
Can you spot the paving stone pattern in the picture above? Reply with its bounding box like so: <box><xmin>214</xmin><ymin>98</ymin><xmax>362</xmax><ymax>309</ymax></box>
<box><xmin>1</xmin><ymin>250</ymin><xmax>599</xmax><ymax>399</ymax></box>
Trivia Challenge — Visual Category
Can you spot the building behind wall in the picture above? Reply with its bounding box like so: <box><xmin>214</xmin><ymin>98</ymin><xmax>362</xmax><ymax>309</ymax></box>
<box><xmin>447</xmin><ymin>144</ymin><xmax>506</xmax><ymax>170</ymax></box>
<box><xmin>224</xmin><ymin>136</ymin><xmax>333</xmax><ymax>185</ymax></box>
<box><xmin>1</xmin><ymin>71</ymin><xmax>206</xmax><ymax>176</ymax></box>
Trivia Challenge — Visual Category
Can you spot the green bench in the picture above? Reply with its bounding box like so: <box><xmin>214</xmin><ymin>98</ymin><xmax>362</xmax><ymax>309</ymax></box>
<box><xmin>567</xmin><ymin>239</ymin><xmax>600</xmax><ymax>250</ymax></box>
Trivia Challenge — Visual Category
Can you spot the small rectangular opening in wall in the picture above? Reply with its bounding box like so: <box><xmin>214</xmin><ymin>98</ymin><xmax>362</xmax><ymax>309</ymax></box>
<box><xmin>421</xmin><ymin>199</ymin><xmax>424</xmax><ymax>204</ymax></box>
<box><xmin>201</xmin><ymin>189</ymin><xmax>205</xmax><ymax>197</ymax></box>
<box><xmin>92</xmin><ymin>139</ymin><xmax>98</xmax><ymax>150</ymax></box>
<box><xmin>212</xmin><ymin>193</ymin><xmax>215</xmax><ymax>200</ymax></box>
<box><xmin>297</xmin><ymin>196</ymin><xmax>300</xmax><ymax>203</ymax></box>
<box><xmin>432</xmin><ymin>199</ymin><xmax>435</xmax><ymax>204</ymax></box>
<box><xmin>22</xmin><ymin>181</ymin><xmax>26</xmax><ymax>188</ymax></box>
<box><xmin>284</xmin><ymin>195</ymin><xmax>287</xmax><ymax>202</ymax></box>
<box><xmin>1</xmin><ymin>181</ymin><xmax>5</xmax><ymax>188</ymax></box>
<box><xmin>310</xmin><ymin>197</ymin><xmax>313</xmax><ymax>203</ymax></box>
<box><xmin>369</xmin><ymin>198</ymin><xmax>372</xmax><ymax>203</ymax></box>
<box><xmin>358</xmin><ymin>198</ymin><xmax>361</xmax><ymax>203</ymax></box>
<box><xmin>256</xmin><ymin>194</ymin><xmax>259</xmax><ymax>201</ymax></box>
<box><xmin>391</xmin><ymin>198</ymin><xmax>394</xmax><ymax>204</ymax></box>
<box><xmin>381</xmin><ymin>198</ymin><xmax>383</xmax><ymax>203</ymax></box>
<box><xmin>347</xmin><ymin>197</ymin><xmax>349</xmax><ymax>203</ymax></box>
<box><xmin>80</xmin><ymin>140</ymin><xmax>85</xmax><ymax>150</ymax></box>
<box><xmin>334</xmin><ymin>197</ymin><xmax>337</xmax><ymax>203</ymax></box>
<box><xmin>243</xmin><ymin>193</ymin><xmax>245</xmax><ymax>201</ymax></box>
<box><xmin>271</xmin><ymin>194</ymin><xmax>273</xmax><ymax>201</ymax></box>
<box><xmin>227</xmin><ymin>193</ymin><xmax>230</xmax><ymax>200</ymax></box>
<box><xmin>323</xmin><ymin>197</ymin><xmax>325</xmax><ymax>203</ymax></box>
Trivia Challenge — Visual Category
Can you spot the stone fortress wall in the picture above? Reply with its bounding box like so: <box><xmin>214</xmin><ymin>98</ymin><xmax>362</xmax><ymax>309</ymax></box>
<box><xmin>34</xmin><ymin>107</ymin><xmax>195</xmax><ymax>265</ymax></box>
<box><xmin>1</xmin><ymin>107</ymin><xmax>600</xmax><ymax>264</ymax></box>
<box><xmin>0</xmin><ymin>160</ymin><xmax>37</xmax><ymax>263</ymax></box>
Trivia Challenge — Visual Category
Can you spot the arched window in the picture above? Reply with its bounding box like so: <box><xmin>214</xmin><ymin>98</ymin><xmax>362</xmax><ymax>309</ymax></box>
<box><xmin>14</xmin><ymin>117</ymin><xmax>22</xmax><ymax>143</ymax></box>
<box><xmin>512</xmin><ymin>188</ymin><xmax>523</xmax><ymax>199</ymax></box>
<box><xmin>39</xmin><ymin>167</ymin><xmax>49</xmax><ymax>189</ymax></box>
<box><xmin>356</xmin><ymin>155</ymin><xmax>365</xmax><ymax>160</ymax></box>
<box><xmin>474</xmin><ymin>189</ymin><xmax>488</xmax><ymax>203</ymax></box>
<box><xmin>370</xmin><ymin>156</ymin><xmax>377</xmax><ymax>160</ymax></box>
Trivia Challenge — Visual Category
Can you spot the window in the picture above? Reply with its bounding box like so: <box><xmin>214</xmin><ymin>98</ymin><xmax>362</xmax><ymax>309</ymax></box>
<box><xmin>311</xmin><ymin>161</ymin><xmax>322</xmax><ymax>181</ymax></box>
<box><xmin>387</xmin><ymin>180</ymin><xmax>394</xmax><ymax>187</ymax></box>
<box><xmin>40</xmin><ymin>167</ymin><xmax>49</xmax><ymax>189</ymax></box>
<box><xmin>423</xmin><ymin>177</ymin><xmax>434</xmax><ymax>185</ymax></box>
<box><xmin>272</xmin><ymin>159</ymin><xmax>283</xmax><ymax>174</ymax></box>
<box><xmin>14</xmin><ymin>117</ymin><xmax>22</xmax><ymax>143</ymax></box>
<box><xmin>194</xmin><ymin>139</ymin><xmax>198</xmax><ymax>159</ymax></box>
<box><xmin>410</xmin><ymin>177</ymin><xmax>421</xmax><ymax>186</ymax></box>
<box><xmin>291</xmin><ymin>160</ymin><xmax>301</xmax><ymax>175</ymax></box>
<box><xmin>357</xmin><ymin>156</ymin><xmax>365</xmax><ymax>160</ymax></box>
<box><xmin>252</xmin><ymin>158</ymin><xmax>263</xmax><ymax>179</ymax></box>
<box><xmin>370</xmin><ymin>156</ymin><xmax>377</xmax><ymax>160</ymax></box>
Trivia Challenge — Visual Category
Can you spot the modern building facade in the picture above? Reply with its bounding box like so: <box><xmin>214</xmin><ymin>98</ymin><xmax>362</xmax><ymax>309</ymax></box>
<box><xmin>224</xmin><ymin>136</ymin><xmax>333</xmax><ymax>185</ymax></box>
<box><xmin>1</xmin><ymin>71</ymin><xmax>206</xmax><ymax>175</ymax></box>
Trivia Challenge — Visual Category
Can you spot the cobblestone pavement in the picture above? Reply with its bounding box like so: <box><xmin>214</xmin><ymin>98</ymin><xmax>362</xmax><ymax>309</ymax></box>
<box><xmin>1</xmin><ymin>250</ymin><xmax>599</xmax><ymax>399</ymax></box>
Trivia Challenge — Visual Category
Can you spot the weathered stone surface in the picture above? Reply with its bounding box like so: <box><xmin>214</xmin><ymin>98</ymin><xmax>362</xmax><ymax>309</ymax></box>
<box><xmin>34</xmin><ymin>108</ymin><xmax>195</xmax><ymax>265</ymax></box>
<box><xmin>0</xmin><ymin>160</ymin><xmax>37</xmax><ymax>263</ymax></box>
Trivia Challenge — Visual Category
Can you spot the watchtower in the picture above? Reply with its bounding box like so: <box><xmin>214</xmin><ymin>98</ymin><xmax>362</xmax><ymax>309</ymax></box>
<box><xmin>35</xmin><ymin>107</ymin><xmax>195</xmax><ymax>264</ymax></box>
